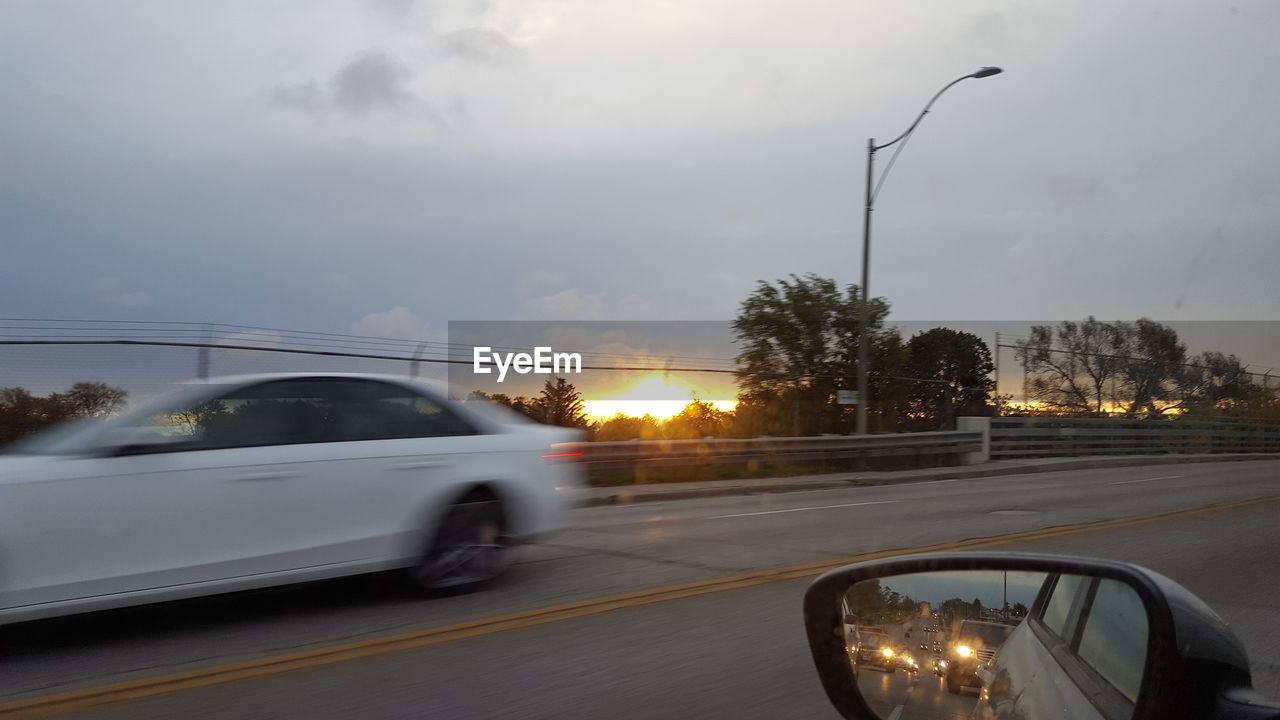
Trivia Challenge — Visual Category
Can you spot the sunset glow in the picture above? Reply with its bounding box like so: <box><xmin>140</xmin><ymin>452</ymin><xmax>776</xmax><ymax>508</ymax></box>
<box><xmin>581</xmin><ymin>373</ymin><xmax>736</xmax><ymax>421</ymax></box>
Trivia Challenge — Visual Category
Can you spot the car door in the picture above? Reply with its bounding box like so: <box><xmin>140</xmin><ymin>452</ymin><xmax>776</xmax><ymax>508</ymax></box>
<box><xmin>268</xmin><ymin>378</ymin><xmax>495</xmax><ymax>569</ymax></box>
<box><xmin>145</xmin><ymin>377</ymin><xmax>490</xmax><ymax>580</ymax></box>
<box><xmin>1</xmin><ymin>379</ymin><xmax>364</xmax><ymax>609</ymax></box>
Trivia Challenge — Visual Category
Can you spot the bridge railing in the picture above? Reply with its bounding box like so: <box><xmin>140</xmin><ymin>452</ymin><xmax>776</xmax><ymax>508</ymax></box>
<box><xmin>987</xmin><ymin>416</ymin><xmax>1280</xmax><ymax>458</ymax></box>
<box><xmin>581</xmin><ymin>431</ymin><xmax>984</xmax><ymax>472</ymax></box>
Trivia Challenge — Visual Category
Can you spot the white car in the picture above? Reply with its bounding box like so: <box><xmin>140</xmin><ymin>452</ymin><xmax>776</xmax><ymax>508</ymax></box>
<box><xmin>0</xmin><ymin>373</ymin><xmax>583</xmax><ymax>625</ymax></box>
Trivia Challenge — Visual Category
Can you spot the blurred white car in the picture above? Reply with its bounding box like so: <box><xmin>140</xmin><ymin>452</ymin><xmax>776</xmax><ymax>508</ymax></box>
<box><xmin>0</xmin><ymin>373</ymin><xmax>583</xmax><ymax>624</ymax></box>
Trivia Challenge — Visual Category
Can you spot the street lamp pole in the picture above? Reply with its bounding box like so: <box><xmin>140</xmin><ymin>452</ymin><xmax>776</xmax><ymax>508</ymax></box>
<box><xmin>855</xmin><ymin>66</ymin><xmax>1003</xmax><ymax>435</ymax></box>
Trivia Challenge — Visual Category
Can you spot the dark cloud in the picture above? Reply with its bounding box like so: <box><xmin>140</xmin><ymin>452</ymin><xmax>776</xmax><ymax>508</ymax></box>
<box><xmin>436</xmin><ymin>28</ymin><xmax>521</xmax><ymax>67</ymax></box>
<box><xmin>332</xmin><ymin>51</ymin><xmax>414</xmax><ymax>114</ymax></box>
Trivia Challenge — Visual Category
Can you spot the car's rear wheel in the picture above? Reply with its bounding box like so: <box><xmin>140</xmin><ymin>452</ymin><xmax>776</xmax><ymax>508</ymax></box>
<box><xmin>410</xmin><ymin>495</ymin><xmax>509</xmax><ymax>593</ymax></box>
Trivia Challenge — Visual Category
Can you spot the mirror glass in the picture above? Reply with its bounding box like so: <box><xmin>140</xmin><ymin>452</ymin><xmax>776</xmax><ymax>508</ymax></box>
<box><xmin>839</xmin><ymin>570</ymin><xmax>1148</xmax><ymax>720</ymax></box>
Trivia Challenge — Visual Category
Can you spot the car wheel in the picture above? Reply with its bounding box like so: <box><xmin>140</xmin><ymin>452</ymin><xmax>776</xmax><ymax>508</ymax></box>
<box><xmin>410</xmin><ymin>495</ymin><xmax>509</xmax><ymax>593</ymax></box>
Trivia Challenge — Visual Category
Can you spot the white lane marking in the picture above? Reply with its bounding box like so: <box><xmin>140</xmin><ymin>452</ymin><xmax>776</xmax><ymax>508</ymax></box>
<box><xmin>1110</xmin><ymin>475</ymin><xmax>1184</xmax><ymax>485</ymax></box>
<box><xmin>886</xmin><ymin>705</ymin><xmax>905</xmax><ymax>720</ymax></box>
<box><xmin>913</xmin><ymin>478</ymin><xmax>961</xmax><ymax>485</ymax></box>
<box><xmin>706</xmin><ymin>500</ymin><xmax>898</xmax><ymax>519</ymax></box>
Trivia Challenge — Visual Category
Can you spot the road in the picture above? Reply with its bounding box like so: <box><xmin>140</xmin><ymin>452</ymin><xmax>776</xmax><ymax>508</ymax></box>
<box><xmin>1</xmin><ymin>459</ymin><xmax>1278</xmax><ymax>718</ymax></box>
<box><xmin>858</xmin><ymin>667</ymin><xmax>978</xmax><ymax>720</ymax></box>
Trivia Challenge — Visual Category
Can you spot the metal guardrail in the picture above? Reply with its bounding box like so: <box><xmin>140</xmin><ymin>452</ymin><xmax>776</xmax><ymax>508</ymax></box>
<box><xmin>582</xmin><ymin>431</ymin><xmax>983</xmax><ymax>470</ymax></box>
<box><xmin>989</xmin><ymin>417</ymin><xmax>1280</xmax><ymax>458</ymax></box>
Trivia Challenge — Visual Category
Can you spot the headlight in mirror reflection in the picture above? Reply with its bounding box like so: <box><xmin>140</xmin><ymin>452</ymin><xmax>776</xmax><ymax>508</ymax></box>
<box><xmin>808</xmin><ymin>553</ymin><xmax>1159</xmax><ymax>720</ymax></box>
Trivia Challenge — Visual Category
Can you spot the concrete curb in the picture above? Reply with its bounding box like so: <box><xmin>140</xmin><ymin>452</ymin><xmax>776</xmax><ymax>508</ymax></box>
<box><xmin>577</xmin><ymin>453</ymin><xmax>1280</xmax><ymax>507</ymax></box>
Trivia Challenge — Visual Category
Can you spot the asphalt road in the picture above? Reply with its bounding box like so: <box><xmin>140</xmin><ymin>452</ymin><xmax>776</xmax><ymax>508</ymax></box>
<box><xmin>2</xmin><ymin>459</ymin><xmax>1279</xmax><ymax>718</ymax></box>
<box><xmin>858</xmin><ymin>666</ymin><xmax>979</xmax><ymax>720</ymax></box>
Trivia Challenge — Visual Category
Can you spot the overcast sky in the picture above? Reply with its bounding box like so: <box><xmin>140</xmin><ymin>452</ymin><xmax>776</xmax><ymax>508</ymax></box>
<box><xmin>4</xmin><ymin>0</ymin><xmax>1279</xmax><ymax>356</ymax></box>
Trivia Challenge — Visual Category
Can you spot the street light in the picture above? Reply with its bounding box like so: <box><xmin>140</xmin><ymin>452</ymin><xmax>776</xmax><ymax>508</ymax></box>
<box><xmin>855</xmin><ymin>66</ymin><xmax>1003</xmax><ymax>435</ymax></box>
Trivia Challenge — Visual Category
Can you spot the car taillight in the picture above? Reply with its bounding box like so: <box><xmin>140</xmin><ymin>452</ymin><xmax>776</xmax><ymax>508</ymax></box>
<box><xmin>542</xmin><ymin>443</ymin><xmax>584</xmax><ymax>461</ymax></box>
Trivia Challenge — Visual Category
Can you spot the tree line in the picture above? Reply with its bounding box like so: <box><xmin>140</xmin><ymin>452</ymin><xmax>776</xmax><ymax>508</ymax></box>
<box><xmin>1014</xmin><ymin>317</ymin><xmax>1280</xmax><ymax>420</ymax></box>
<box><xmin>474</xmin><ymin>275</ymin><xmax>1280</xmax><ymax>437</ymax></box>
<box><xmin>3</xmin><ymin>282</ymin><xmax>1276</xmax><ymax>446</ymax></box>
<box><xmin>730</xmin><ymin>273</ymin><xmax>996</xmax><ymax>435</ymax></box>
<box><xmin>0</xmin><ymin>382</ymin><xmax>129</xmax><ymax>445</ymax></box>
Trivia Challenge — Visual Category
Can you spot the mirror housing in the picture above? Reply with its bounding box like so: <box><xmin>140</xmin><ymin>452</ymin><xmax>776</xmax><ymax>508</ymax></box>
<box><xmin>803</xmin><ymin>552</ymin><xmax>1279</xmax><ymax>720</ymax></box>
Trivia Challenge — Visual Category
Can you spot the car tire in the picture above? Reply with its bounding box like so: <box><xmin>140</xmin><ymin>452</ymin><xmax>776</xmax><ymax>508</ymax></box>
<box><xmin>409</xmin><ymin>494</ymin><xmax>509</xmax><ymax>594</ymax></box>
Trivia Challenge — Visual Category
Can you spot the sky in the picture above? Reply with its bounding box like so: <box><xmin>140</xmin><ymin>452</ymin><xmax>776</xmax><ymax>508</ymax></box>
<box><xmin>4</xmin><ymin>0</ymin><xmax>1280</xmax><ymax>396</ymax></box>
<box><xmin>868</xmin><ymin>570</ymin><xmax>1046</xmax><ymax>612</ymax></box>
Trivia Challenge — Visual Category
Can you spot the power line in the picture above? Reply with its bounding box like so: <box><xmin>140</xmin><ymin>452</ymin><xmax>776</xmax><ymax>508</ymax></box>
<box><xmin>0</xmin><ymin>320</ymin><xmax>743</xmax><ymax>368</ymax></box>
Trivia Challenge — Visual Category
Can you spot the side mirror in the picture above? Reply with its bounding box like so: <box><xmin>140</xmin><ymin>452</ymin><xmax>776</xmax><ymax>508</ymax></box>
<box><xmin>803</xmin><ymin>552</ymin><xmax>1279</xmax><ymax>720</ymax></box>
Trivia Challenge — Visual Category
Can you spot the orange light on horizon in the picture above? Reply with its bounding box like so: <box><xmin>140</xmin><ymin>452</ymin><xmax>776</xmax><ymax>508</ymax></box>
<box><xmin>581</xmin><ymin>373</ymin><xmax>736</xmax><ymax>421</ymax></box>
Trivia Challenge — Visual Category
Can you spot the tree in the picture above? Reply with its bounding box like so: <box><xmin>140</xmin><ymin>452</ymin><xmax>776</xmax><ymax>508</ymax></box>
<box><xmin>535</xmin><ymin>377</ymin><xmax>589</xmax><ymax>429</ymax></box>
<box><xmin>1108</xmin><ymin>319</ymin><xmax>1195</xmax><ymax>417</ymax></box>
<box><xmin>466</xmin><ymin>390</ymin><xmax>543</xmax><ymax>423</ymax></box>
<box><xmin>1173</xmin><ymin>351</ymin><xmax>1260</xmax><ymax>417</ymax></box>
<box><xmin>662</xmin><ymin>399</ymin><xmax>730</xmax><ymax>439</ymax></box>
<box><xmin>732</xmin><ymin>273</ymin><xmax>898</xmax><ymax>435</ymax></box>
<box><xmin>1015</xmin><ymin>317</ymin><xmax>1276</xmax><ymax>418</ymax></box>
<box><xmin>901</xmin><ymin>328</ymin><xmax>995</xmax><ymax>430</ymax></box>
<box><xmin>593</xmin><ymin>413</ymin><xmax>661</xmax><ymax>441</ymax></box>
<box><xmin>53</xmin><ymin>382</ymin><xmax>128</xmax><ymax>418</ymax></box>
<box><xmin>1015</xmin><ymin>317</ymin><xmax>1126</xmax><ymax>414</ymax></box>
<box><xmin>0</xmin><ymin>382</ymin><xmax>129</xmax><ymax>446</ymax></box>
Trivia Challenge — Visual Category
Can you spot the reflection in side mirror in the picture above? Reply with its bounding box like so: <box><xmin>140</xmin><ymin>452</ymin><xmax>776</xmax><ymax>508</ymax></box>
<box><xmin>800</xmin><ymin>552</ymin><xmax>1260</xmax><ymax>720</ymax></box>
<box><xmin>839</xmin><ymin>569</ymin><xmax>1051</xmax><ymax>718</ymax></box>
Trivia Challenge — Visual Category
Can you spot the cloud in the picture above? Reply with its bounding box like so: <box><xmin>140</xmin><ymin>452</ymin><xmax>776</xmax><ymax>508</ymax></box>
<box><xmin>332</xmin><ymin>51</ymin><xmax>414</xmax><ymax>114</ymax></box>
<box><xmin>368</xmin><ymin>0</ymin><xmax>416</xmax><ymax>17</ymax></box>
<box><xmin>93</xmin><ymin>278</ymin><xmax>149</xmax><ymax>309</ymax></box>
<box><xmin>272</xmin><ymin>51</ymin><xmax>416</xmax><ymax>117</ymax></box>
<box><xmin>220</xmin><ymin>330</ymin><xmax>282</xmax><ymax>348</ymax></box>
<box><xmin>436</xmin><ymin>28</ymin><xmax>522</xmax><ymax>67</ymax></box>
<box><xmin>524</xmin><ymin>289</ymin><xmax>658</xmax><ymax>320</ymax></box>
<box><xmin>327</xmin><ymin>272</ymin><xmax>353</xmax><ymax>291</ymax></box>
<box><xmin>351</xmin><ymin>306</ymin><xmax>428</xmax><ymax>339</ymax></box>
<box><xmin>271</xmin><ymin>79</ymin><xmax>325</xmax><ymax>113</ymax></box>
<box><xmin>525</xmin><ymin>289</ymin><xmax>604</xmax><ymax>320</ymax></box>
<box><xmin>1037</xmin><ymin>174</ymin><xmax>1104</xmax><ymax>204</ymax></box>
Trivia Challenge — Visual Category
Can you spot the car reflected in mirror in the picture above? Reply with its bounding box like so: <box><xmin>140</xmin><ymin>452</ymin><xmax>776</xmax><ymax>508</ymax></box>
<box><xmin>839</xmin><ymin>569</ymin><xmax>1051</xmax><ymax>718</ymax></box>
<box><xmin>804</xmin><ymin>552</ymin><xmax>1278</xmax><ymax>720</ymax></box>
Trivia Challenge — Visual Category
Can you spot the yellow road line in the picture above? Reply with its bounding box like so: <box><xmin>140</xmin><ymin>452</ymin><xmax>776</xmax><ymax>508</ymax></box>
<box><xmin>4</xmin><ymin>492</ymin><xmax>1278</xmax><ymax>719</ymax></box>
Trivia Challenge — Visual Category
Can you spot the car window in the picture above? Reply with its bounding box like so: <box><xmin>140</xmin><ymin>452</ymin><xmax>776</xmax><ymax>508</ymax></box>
<box><xmin>1075</xmin><ymin>579</ymin><xmax>1149</xmax><ymax>702</ymax></box>
<box><xmin>140</xmin><ymin>381</ymin><xmax>324</xmax><ymax>450</ymax></box>
<box><xmin>134</xmin><ymin>378</ymin><xmax>476</xmax><ymax>451</ymax></box>
<box><xmin>1041</xmin><ymin>573</ymin><xmax>1089</xmax><ymax>640</ymax></box>
<box><xmin>320</xmin><ymin>380</ymin><xmax>478</xmax><ymax>441</ymax></box>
